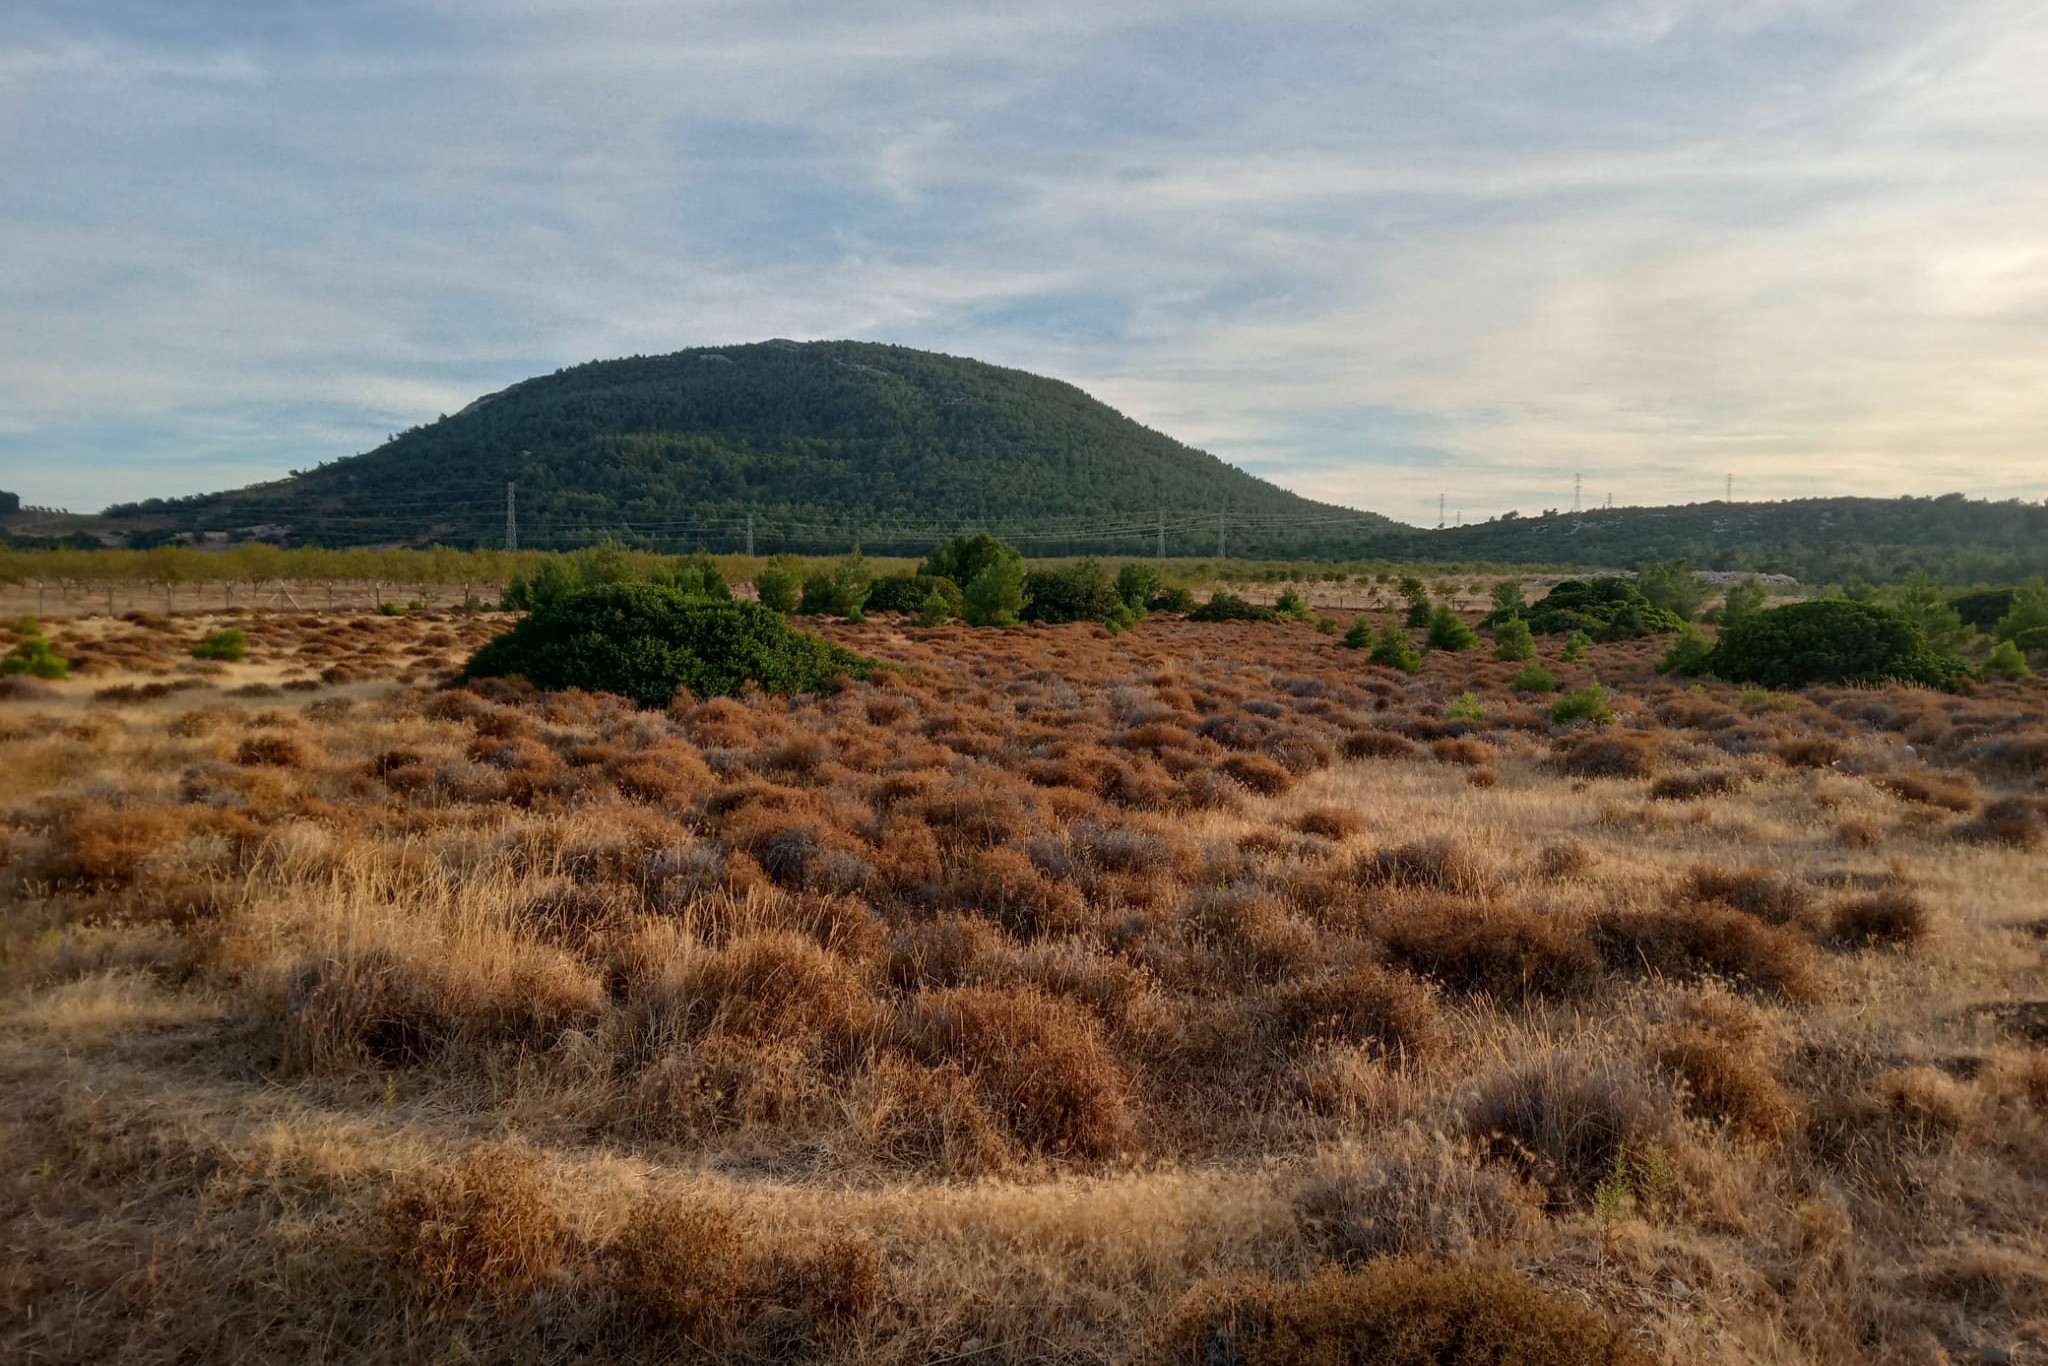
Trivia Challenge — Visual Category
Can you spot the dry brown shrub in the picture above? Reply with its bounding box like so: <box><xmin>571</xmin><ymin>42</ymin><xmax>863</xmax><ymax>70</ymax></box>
<box><xmin>1872</xmin><ymin>1064</ymin><xmax>1978</xmax><ymax>1140</ymax></box>
<box><xmin>1777</xmin><ymin>735</ymin><xmax>1847</xmax><ymax>768</ymax></box>
<box><xmin>1119</xmin><ymin>720</ymin><xmax>1199</xmax><ymax>754</ymax></box>
<box><xmin>899</xmin><ymin>985</ymin><xmax>1134</xmax><ymax>1157</ymax></box>
<box><xmin>1188</xmin><ymin>885</ymin><xmax>1319</xmax><ymax>979</ymax></box>
<box><xmin>382</xmin><ymin>1142</ymin><xmax>562</xmax><ymax>1303</ymax></box>
<box><xmin>1431</xmin><ymin>736</ymin><xmax>1492</xmax><ymax>767</ymax></box>
<box><xmin>1295</xmin><ymin>1134</ymin><xmax>1544</xmax><ymax>1262</ymax></box>
<box><xmin>666</xmin><ymin>930</ymin><xmax>878</xmax><ymax>1053</ymax></box>
<box><xmin>1380</xmin><ymin>897</ymin><xmax>1601</xmax><ymax>1001</ymax></box>
<box><xmin>1554</xmin><ymin>733</ymin><xmax>1660</xmax><ymax>779</ymax></box>
<box><xmin>607</xmin><ymin>1194</ymin><xmax>751</xmax><ymax>1336</ymax></box>
<box><xmin>1593</xmin><ymin>903</ymin><xmax>1820</xmax><ymax>999</ymax></box>
<box><xmin>1683</xmin><ymin>864</ymin><xmax>1814</xmax><ymax>927</ymax></box>
<box><xmin>1649</xmin><ymin>770</ymin><xmax>1743</xmax><ymax>801</ymax></box>
<box><xmin>36</xmin><ymin>802</ymin><xmax>180</xmax><ymax>888</ymax></box>
<box><xmin>1465</xmin><ymin>766</ymin><xmax>1499</xmax><ymax>788</ymax></box>
<box><xmin>1653</xmin><ymin>1004</ymin><xmax>1797</xmax><ymax>1143</ymax></box>
<box><xmin>764</xmin><ymin>1233</ymin><xmax>886</xmax><ymax>1345</ymax></box>
<box><xmin>1534</xmin><ymin>841</ymin><xmax>1594</xmax><ymax>880</ymax></box>
<box><xmin>1465</xmin><ymin>1052</ymin><xmax>1670</xmax><ymax>1202</ymax></box>
<box><xmin>1294</xmin><ymin>806</ymin><xmax>1363</xmax><ymax>840</ymax></box>
<box><xmin>1218</xmin><ymin>752</ymin><xmax>1294</xmax><ymax>795</ymax></box>
<box><xmin>614</xmin><ymin>751</ymin><xmax>715</xmax><ymax>806</ymax></box>
<box><xmin>1834</xmin><ymin>817</ymin><xmax>1882</xmax><ymax>849</ymax></box>
<box><xmin>1917</xmin><ymin>1243</ymin><xmax>2048</xmax><ymax>1319</ymax></box>
<box><xmin>845</xmin><ymin>1055</ymin><xmax>1017</xmax><ymax>1174</ymax></box>
<box><xmin>956</xmin><ymin>845</ymin><xmax>1087</xmax><ymax>937</ymax></box>
<box><xmin>234</xmin><ymin>732</ymin><xmax>309</xmax><ymax>767</ymax></box>
<box><xmin>1266</xmin><ymin>730</ymin><xmax>1336</xmax><ymax>775</ymax></box>
<box><xmin>1829</xmin><ymin>889</ymin><xmax>1931</xmax><ymax>947</ymax></box>
<box><xmin>1342</xmin><ymin>730</ymin><xmax>1422</xmax><ymax>761</ymax></box>
<box><xmin>918</xmin><ymin>788</ymin><xmax>1032</xmax><ymax>849</ymax></box>
<box><xmin>1157</xmin><ymin>1258</ymin><xmax>1646</xmax><ymax>1366</ymax></box>
<box><xmin>1357</xmin><ymin>839</ymin><xmax>1497</xmax><ymax>898</ymax></box>
<box><xmin>1952</xmin><ymin>796</ymin><xmax>2046</xmax><ymax>848</ymax></box>
<box><xmin>887</xmin><ymin>913</ymin><xmax>1007</xmax><ymax>989</ymax></box>
<box><xmin>628</xmin><ymin>1035</ymin><xmax>824</xmax><ymax>1136</ymax></box>
<box><xmin>1873</xmin><ymin>768</ymin><xmax>1977</xmax><ymax>812</ymax></box>
<box><xmin>1275</xmin><ymin>964</ymin><xmax>1446</xmax><ymax>1061</ymax></box>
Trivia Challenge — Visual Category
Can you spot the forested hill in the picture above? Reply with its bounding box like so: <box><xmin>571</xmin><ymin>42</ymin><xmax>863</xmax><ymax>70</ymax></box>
<box><xmin>101</xmin><ymin>341</ymin><xmax>1393</xmax><ymax>557</ymax></box>
<box><xmin>1370</xmin><ymin>495</ymin><xmax>2048</xmax><ymax>584</ymax></box>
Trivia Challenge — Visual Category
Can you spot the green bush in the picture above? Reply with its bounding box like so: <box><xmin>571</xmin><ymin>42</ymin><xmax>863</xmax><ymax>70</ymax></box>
<box><xmin>192</xmin><ymin>627</ymin><xmax>247</xmax><ymax>662</ymax></box>
<box><xmin>461</xmin><ymin>583</ymin><xmax>875</xmax><ymax>707</ymax></box>
<box><xmin>1403</xmin><ymin>587</ymin><xmax>1433</xmax><ymax>627</ymax></box>
<box><xmin>1189</xmin><ymin>591</ymin><xmax>1280</xmax><ymax>623</ymax></box>
<box><xmin>1273</xmin><ymin>587</ymin><xmax>1315</xmax><ymax>622</ymax></box>
<box><xmin>1115</xmin><ymin>562</ymin><xmax>1161</xmax><ymax>610</ymax></box>
<box><xmin>1552</xmin><ymin>684</ymin><xmax>1616</xmax><ymax>725</ymax></box>
<box><xmin>649</xmin><ymin>552</ymin><xmax>731</xmax><ymax>600</ymax></box>
<box><xmin>915</xmin><ymin>590</ymin><xmax>953</xmax><ymax>627</ymax></box>
<box><xmin>1994</xmin><ymin>580</ymin><xmax>2048</xmax><ymax>643</ymax></box>
<box><xmin>1489</xmin><ymin>578</ymin><xmax>1527</xmax><ymax>616</ymax></box>
<box><xmin>1368</xmin><ymin>625</ymin><xmax>1420</xmax><ymax>672</ymax></box>
<box><xmin>1147</xmin><ymin>586</ymin><xmax>1197</xmax><ymax>614</ymax></box>
<box><xmin>1425</xmin><ymin>605</ymin><xmax>1479</xmax><ymax>652</ymax></box>
<box><xmin>921</xmin><ymin>533</ymin><xmax>1023</xmax><ymax>592</ymax></box>
<box><xmin>378</xmin><ymin>601</ymin><xmax>408</xmax><ymax>617</ymax></box>
<box><xmin>1340</xmin><ymin>615</ymin><xmax>1373</xmax><ymax>649</ymax></box>
<box><xmin>798</xmin><ymin>550</ymin><xmax>872</xmax><ymax>616</ymax></box>
<box><xmin>1314</xmin><ymin>615</ymin><xmax>1338</xmax><ymax>636</ymax></box>
<box><xmin>1888</xmin><ymin>573</ymin><xmax>1969</xmax><ymax>652</ymax></box>
<box><xmin>1635</xmin><ymin>558</ymin><xmax>1708</xmax><ymax>621</ymax></box>
<box><xmin>1506</xmin><ymin>577</ymin><xmax>1684</xmax><ymax>639</ymax></box>
<box><xmin>1981</xmin><ymin>639</ymin><xmax>2031</xmax><ymax>681</ymax></box>
<box><xmin>1510</xmin><ymin>659</ymin><xmax>1558</xmax><ymax>693</ymax></box>
<box><xmin>1705</xmin><ymin>599</ymin><xmax>1966</xmax><ymax>690</ymax></box>
<box><xmin>1492</xmin><ymin>615</ymin><xmax>1535</xmax><ymax>661</ymax></box>
<box><xmin>1562</xmin><ymin>629</ymin><xmax>1590</xmax><ymax>661</ymax></box>
<box><xmin>1</xmin><ymin>628</ymin><xmax>67</xmax><ymax>680</ymax></box>
<box><xmin>1719</xmin><ymin>576</ymin><xmax>1769</xmax><ymax>628</ymax></box>
<box><xmin>1447</xmin><ymin>691</ymin><xmax>1484</xmax><ymax>720</ymax></box>
<box><xmin>963</xmin><ymin>557</ymin><xmax>1029</xmax><ymax>626</ymax></box>
<box><xmin>1022</xmin><ymin>559</ymin><xmax>1124</xmax><ymax>625</ymax></box>
<box><xmin>1951</xmin><ymin>587</ymin><xmax>2018</xmax><ymax>632</ymax></box>
<box><xmin>752</xmin><ymin>557</ymin><xmax>803</xmax><ymax>613</ymax></box>
<box><xmin>1654</xmin><ymin>624</ymin><xmax>1713</xmax><ymax>676</ymax></box>
<box><xmin>866</xmin><ymin>574</ymin><xmax>963</xmax><ymax>616</ymax></box>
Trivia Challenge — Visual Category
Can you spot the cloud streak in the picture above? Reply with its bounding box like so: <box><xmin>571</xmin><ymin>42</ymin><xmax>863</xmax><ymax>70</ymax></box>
<box><xmin>0</xmin><ymin>0</ymin><xmax>2042</xmax><ymax>523</ymax></box>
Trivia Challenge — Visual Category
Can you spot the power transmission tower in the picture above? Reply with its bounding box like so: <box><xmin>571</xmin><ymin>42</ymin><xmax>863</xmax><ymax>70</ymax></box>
<box><xmin>745</xmin><ymin>513</ymin><xmax>754</xmax><ymax>557</ymax></box>
<box><xmin>505</xmin><ymin>482</ymin><xmax>517</xmax><ymax>552</ymax></box>
<box><xmin>1438</xmin><ymin>493</ymin><xmax>1446</xmax><ymax>528</ymax></box>
<box><xmin>1217</xmin><ymin>506</ymin><xmax>1227</xmax><ymax>560</ymax></box>
<box><xmin>1157</xmin><ymin>506</ymin><xmax>1166</xmax><ymax>560</ymax></box>
<box><xmin>1726</xmin><ymin>473</ymin><xmax>1733</xmax><ymax>502</ymax></box>
<box><xmin>1573</xmin><ymin>473</ymin><xmax>1582</xmax><ymax>514</ymax></box>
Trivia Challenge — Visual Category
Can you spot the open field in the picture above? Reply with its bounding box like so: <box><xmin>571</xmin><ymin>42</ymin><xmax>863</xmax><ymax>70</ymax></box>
<box><xmin>3</xmin><ymin>605</ymin><xmax>2046</xmax><ymax>1362</ymax></box>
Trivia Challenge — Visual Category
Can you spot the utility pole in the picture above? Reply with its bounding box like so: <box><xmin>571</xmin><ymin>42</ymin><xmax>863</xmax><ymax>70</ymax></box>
<box><xmin>1573</xmin><ymin>473</ymin><xmax>1582</xmax><ymax>514</ymax></box>
<box><xmin>1217</xmin><ymin>507</ymin><xmax>1226</xmax><ymax>560</ymax></box>
<box><xmin>1158</xmin><ymin>506</ymin><xmax>1166</xmax><ymax>560</ymax></box>
<box><xmin>1725</xmin><ymin>473</ymin><xmax>1733</xmax><ymax>502</ymax></box>
<box><xmin>505</xmin><ymin>482</ymin><xmax>517</xmax><ymax>552</ymax></box>
<box><xmin>1438</xmin><ymin>493</ymin><xmax>1446</xmax><ymax>528</ymax></box>
<box><xmin>745</xmin><ymin>512</ymin><xmax>755</xmax><ymax>558</ymax></box>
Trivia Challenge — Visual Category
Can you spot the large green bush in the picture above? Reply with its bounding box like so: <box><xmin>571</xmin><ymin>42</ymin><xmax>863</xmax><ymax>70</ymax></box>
<box><xmin>1189</xmin><ymin>591</ymin><xmax>1279</xmax><ymax>623</ymax></box>
<box><xmin>920</xmin><ymin>533</ymin><xmax>1023</xmax><ymax>591</ymax></box>
<box><xmin>1503</xmin><ymin>577</ymin><xmax>1685</xmax><ymax>639</ymax></box>
<box><xmin>1705</xmin><ymin>599</ymin><xmax>1965</xmax><ymax>690</ymax></box>
<box><xmin>866</xmin><ymin>573</ymin><xmax>963</xmax><ymax>616</ymax></box>
<box><xmin>1021</xmin><ymin>560</ymin><xmax>1124</xmax><ymax>624</ymax></box>
<box><xmin>462</xmin><ymin>584</ymin><xmax>875</xmax><ymax>706</ymax></box>
<box><xmin>191</xmin><ymin>627</ymin><xmax>247</xmax><ymax>662</ymax></box>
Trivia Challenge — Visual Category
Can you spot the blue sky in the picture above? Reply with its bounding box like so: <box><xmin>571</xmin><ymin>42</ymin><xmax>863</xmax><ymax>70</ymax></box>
<box><xmin>2</xmin><ymin>0</ymin><xmax>2044</xmax><ymax>526</ymax></box>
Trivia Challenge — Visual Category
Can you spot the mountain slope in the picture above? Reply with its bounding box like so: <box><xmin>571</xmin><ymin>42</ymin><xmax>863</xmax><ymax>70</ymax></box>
<box><xmin>105</xmin><ymin>341</ymin><xmax>1395</xmax><ymax>556</ymax></box>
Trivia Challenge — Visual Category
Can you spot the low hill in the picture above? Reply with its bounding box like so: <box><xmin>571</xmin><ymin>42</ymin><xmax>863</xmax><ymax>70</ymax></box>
<box><xmin>101</xmin><ymin>341</ymin><xmax>1395</xmax><ymax>558</ymax></box>
<box><xmin>1370</xmin><ymin>495</ymin><xmax>2048</xmax><ymax>584</ymax></box>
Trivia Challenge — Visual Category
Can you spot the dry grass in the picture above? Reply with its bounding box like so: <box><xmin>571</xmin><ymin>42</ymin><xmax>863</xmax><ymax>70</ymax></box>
<box><xmin>1</xmin><ymin>605</ymin><xmax>2045</xmax><ymax>1363</ymax></box>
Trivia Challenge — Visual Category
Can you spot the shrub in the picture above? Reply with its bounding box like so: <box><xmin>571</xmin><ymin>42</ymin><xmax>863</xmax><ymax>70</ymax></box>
<box><xmin>1555</xmin><ymin>732</ymin><xmax>1656</xmax><ymax>776</ymax></box>
<box><xmin>1993</xmin><ymin>580</ymin><xmax>2048</xmax><ymax>643</ymax></box>
<box><xmin>1951</xmin><ymin>587</ymin><xmax>2018</xmax><ymax>631</ymax></box>
<box><xmin>1424</xmin><ymin>605</ymin><xmax>1479</xmax><ymax>652</ymax></box>
<box><xmin>649</xmin><ymin>552</ymin><xmax>732</xmax><ymax>600</ymax></box>
<box><xmin>753</xmin><ymin>556</ymin><xmax>804</xmax><ymax>613</ymax></box>
<box><xmin>1981</xmin><ymin>639</ymin><xmax>2031</xmax><ymax>681</ymax></box>
<box><xmin>1403</xmin><ymin>585</ymin><xmax>1432</xmax><ymax>627</ymax></box>
<box><xmin>1720</xmin><ymin>576</ymin><xmax>1769</xmax><ymax>628</ymax></box>
<box><xmin>1491</xmin><ymin>615</ymin><xmax>1535</xmax><ymax>661</ymax></box>
<box><xmin>1562</xmin><ymin>629</ymin><xmax>1590</xmax><ymax>661</ymax></box>
<box><xmin>191</xmin><ymin>626</ymin><xmax>247</xmax><ymax>662</ymax></box>
<box><xmin>1830</xmin><ymin>889</ymin><xmax>1930</xmax><ymax>946</ymax></box>
<box><xmin>1</xmin><ymin>629</ymin><xmax>68</xmax><ymax>679</ymax></box>
<box><xmin>866</xmin><ymin>573</ymin><xmax>963</xmax><ymax>616</ymax></box>
<box><xmin>608</xmin><ymin>1195</ymin><xmax>750</xmax><ymax>1334</ymax></box>
<box><xmin>1685</xmin><ymin>865</ymin><xmax>1811</xmax><ymax>925</ymax></box>
<box><xmin>1636</xmin><ymin>558</ymin><xmax>1708</xmax><ymax>621</ymax></box>
<box><xmin>1022</xmin><ymin>559</ymin><xmax>1124</xmax><ymax>624</ymax></box>
<box><xmin>1115</xmin><ymin>561</ymin><xmax>1161</xmax><ymax>610</ymax></box>
<box><xmin>1551</xmin><ymin>683</ymin><xmax>1615</xmax><ymax>725</ymax></box>
<box><xmin>1593</xmin><ymin>903</ymin><xmax>1820</xmax><ymax>999</ymax></box>
<box><xmin>1357</xmin><ymin>839</ymin><xmax>1495</xmax><ymax>897</ymax></box>
<box><xmin>462</xmin><ymin>584</ymin><xmax>875</xmax><ymax>706</ymax></box>
<box><xmin>1706</xmin><ymin>599</ymin><xmax>1966</xmax><ymax>690</ymax></box>
<box><xmin>1508</xmin><ymin>659</ymin><xmax>1557</xmax><ymax>693</ymax></box>
<box><xmin>916</xmin><ymin>589</ymin><xmax>953</xmax><ymax>627</ymax></box>
<box><xmin>1147</xmin><ymin>585</ymin><xmax>1196</xmax><ymax>613</ymax></box>
<box><xmin>1340</xmin><ymin>615</ymin><xmax>1372</xmax><ymax>648</ymax></box>
<box><xmin>963</xmin><ymin>555</ymin><xmax>1030</xmax><ymax>626</ymax></box>
<box><xmin>1655</xmin><ymin>624</ymin><xmax>1713</xmax><ymax>675</ymax></box>
<box><xmin>921</xmin><ymin>532</ymin><xmax>1023</xmax><ymax>591</ymax></box>
<box><xmin>383</xmin><ymin>1142</ymin><xmax>562</xmax><ymax>1303</ymax></box>
<box><xmin>1655</xmin><ymin>1010</ymin><xmax>1796</xmax><ymax>1143</ymax></box>
<box><xmin>1189</xmin><ymin>590</ymin><xmax>1280</xmax><ymax>623</ymax></box>
<box><xmin>1446</xmin><ymin>691</ymin><xmax>1483</xmax><ymax>720</ymax></box>
<box><xmin>1273</xmin><ymin>586</ymin><xmax>1315</xmax><ymax>621</ymax></box>
<box><xmin>1513</xmin><ymin>577</ymin><xmax>1684</xmax><ymax>639</ymax></box>
<box><xmin>1383</xmin><ymin>899</ymin><xmax>1602</xmax><ymax>1001</ymax></box>
<box><xmin>1295</xmin><ymin>1138</ymin><xmax>1542</xmax><ymax>1263</ymax></box>
<box><xmin>1275</xmin><ymin>964</ymin><xmax>1446</xmax><ymax>1061</ymax></box>
<box><xmin>1368</xmin><ymin>625</ymin><xmax>1420</xmax><ymax>672</ymax></box>
<box><xmin>1159</xmin><ymin>1258</ymin><xmax>1646</xmax><ymax>1366</ymax></box>
<box><xmin>798</xmin><ymin>549</ymin><xmax>873</xmax><ymax>616</ymax></box>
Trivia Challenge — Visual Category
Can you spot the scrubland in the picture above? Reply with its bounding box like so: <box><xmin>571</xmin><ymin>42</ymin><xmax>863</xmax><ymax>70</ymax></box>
<box><xmin>2</xmin><ymin>604</ymin><xmax>2045</xmax><ymax>1363</ymax></box>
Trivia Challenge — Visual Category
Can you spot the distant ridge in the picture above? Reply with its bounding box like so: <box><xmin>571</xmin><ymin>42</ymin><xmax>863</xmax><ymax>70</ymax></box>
<box><xmin>101</xmin><ymin>340</ymin><xmax>1396</xmax><ymax>557</ymax></box>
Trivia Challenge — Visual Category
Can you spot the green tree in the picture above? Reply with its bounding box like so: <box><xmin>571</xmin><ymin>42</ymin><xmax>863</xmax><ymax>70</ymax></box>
<box><xmin>1369</xmin><ymin>625</ymin><xmax>1421</xmax><ymax>672</ymax></box>
<box><xmin>916</xmin><ymin>589</ymin><xmax>953</xmax><ymax>627</ymax></box>
<box><xmin>1509</xmin><ymin>659</ymin><xmax>1557</xmax><ymax>692</ymax></box>
<box><xmin>799</xmin><ymin>548</ymin><xmax>873</xmax><ymax>616</ymax></box>
<box><xmin>1489</xmin><ymin>579</ymin><xmax>1527</xmax><ymax>616</ymax></box>
<box><xmin>1655</xmin><ymin>624</ymin><xmax>1713</xmax><ymax>676</ymax></box>
<box><xmin>1491</xmin><ymin>615</ymin><xmax>1535</xmax><ymax>661</ymax></box>
<box><xmin>1719</xmin><ymin>577</ymin><xmax>1768</xmax><ymax>629</ymax></box>
<box><xmin>1340</xmin><ymin>615</ymin><xmax>1373</xmax><ymax>649</ymax></box>
<box><xmin>1889</xmin><ymin>572</ymin><xmax>1972</xmax><ymax>653</ymax></box>
<box><xmin>1115</xmin><ymin>562</ymin><xmax>1161</xmax><ymax>611</ymax></box>
<box><xmin>1425</xmin><ymin>604</ymin><xmax>1479</xmax><ymax>652</ymax></box>
<box><xmin>1980</xmin><ymin>639</ymin><xmax>2030</xmax><ymax>681</ymax></box>
<box><xmin>963</xmin><ymin>556</ymin><xmax>1029</xmax><ymax>626</ymax></box>
<box><xmin>922</xmin><ymin>533</ymin><xmax>1024</xmax><ymax>592</ymax></box>
<box><xmin>1635</xmin><ymin>559</ymin><xmax>1708</xmax><ymax>621</ymax></box>
<box><xmin>1562</xmin><ymin>629</ymin><xmax>1591</xmax><ymax>662</ymax></box>
<box><xmin>1994</xmin><ymin>580</ymin><xmax>2048</xmax><ymax>643</ymax></box>
<box><xmin>753</xmin><ymin>557</ymin><xmax>803</xmax><ymax>613</ymax></box>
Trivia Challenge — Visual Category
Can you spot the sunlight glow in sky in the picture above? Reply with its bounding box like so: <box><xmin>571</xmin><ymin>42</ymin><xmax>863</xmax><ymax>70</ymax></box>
<box><xmin>3</xmin><ymin>0</ymin><xmax>2045</xmax><ymax>524</ymax></box>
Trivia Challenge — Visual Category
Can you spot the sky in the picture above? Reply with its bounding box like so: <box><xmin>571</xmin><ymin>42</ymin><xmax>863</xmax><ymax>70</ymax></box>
<box><xmin>2</xmin><ymin>0</ymin><xmax>2045</xmax><ymax>527</ymax></box>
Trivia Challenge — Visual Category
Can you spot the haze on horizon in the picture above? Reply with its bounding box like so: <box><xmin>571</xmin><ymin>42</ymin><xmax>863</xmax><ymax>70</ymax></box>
<box><xmin>2</xmin><ymin>0</ymin><xmax>2044</xmax><ymax>528</ymax></box>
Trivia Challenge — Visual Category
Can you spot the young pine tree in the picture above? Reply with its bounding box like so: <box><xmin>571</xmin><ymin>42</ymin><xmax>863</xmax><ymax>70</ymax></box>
<box><xmin>1492</xmin><ymin>615</ymin><xmax>1535</xmax><ymax>661</ymax></box>
<box><xmin>1369</xmin><ymin>624</ymin><xmax>1421</xmax><ymax>672</ymax></box>
<box><xmin>1426</xmin><ymin>604</ymin><xmax>1480</xmax><ymax>652</ymax></box>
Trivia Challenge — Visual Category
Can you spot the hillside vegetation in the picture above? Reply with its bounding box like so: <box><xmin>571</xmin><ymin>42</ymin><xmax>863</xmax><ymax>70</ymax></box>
<box><xmin>101</xmin><ymin>341</ymin><xmax>1389</xmax><ymax>557</ymax></box>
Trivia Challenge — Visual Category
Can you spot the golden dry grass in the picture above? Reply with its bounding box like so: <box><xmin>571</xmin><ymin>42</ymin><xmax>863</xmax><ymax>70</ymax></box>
<box><xmin>2</xmin><ymin>603</ymin><xmax>2046</xmax><ymax>1363</ymax></box>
